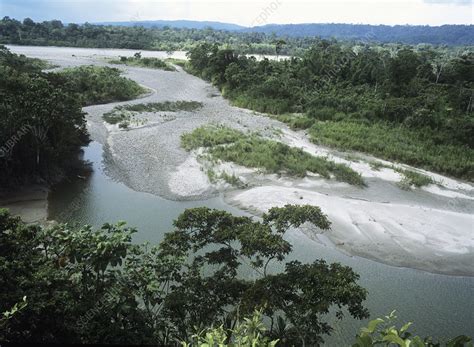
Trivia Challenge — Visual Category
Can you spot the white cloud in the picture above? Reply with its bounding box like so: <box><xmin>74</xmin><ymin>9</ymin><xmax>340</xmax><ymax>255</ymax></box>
<box><xmin>2</xmin><ymin>0</ymin><xmax>473</xmax><ymax>25</ymax></box>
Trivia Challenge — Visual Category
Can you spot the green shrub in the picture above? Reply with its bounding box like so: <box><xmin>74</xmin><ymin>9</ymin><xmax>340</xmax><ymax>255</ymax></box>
<box><xmin>119</xmin><ymin>101</ymin><xmax>202</xmax><ymax>113</ymax></box>
<box><xmin>353</xmin><ymin>311</ymin><xmax>472</xmax><ymax>347</ymax></box>
<box><xmin>118</xmin><ymin>121</ymin><xmax>129</xmax><ymax>129</ymax></box>
<box><xmin>307</xmin><ymin>106</ymin><xmax>338</xmax><ymax>121</ymax></box>
<box><xmin>182</xmin><ymin>311</ymin><xmax>278</xmax><ymax>347</ymax></box>
<box><xmin>103</xmin><ymin>111</ymin><xmax>129</xmax><ymax>125</ymax></box>
<box><xmin>181</xmin><ymin>125</ymin><xmax>244</xmax><ymax>151</ymax></box>
<box><xmin>109</xmin><ymin>56</ymin><xmax>176</xmax><ymax>71</ymax></box>
<box><xmin>274</xmin><ymin>115</ymin><xmax>315</xmax><ymax>130</ymax></box>
<box><xmin>59</xmin><ymin>65</ymin><xmax>146</xmax><ymax>105</ymax></box>
<box><xmin>219</xmin><ymin>171</ymin><xmax>246</xmax><ymax>188</ymax></box>
<box><xmin>398</xmin><ymin>169</ymin><xmax>434</xmax><ymax>188</ymax></box>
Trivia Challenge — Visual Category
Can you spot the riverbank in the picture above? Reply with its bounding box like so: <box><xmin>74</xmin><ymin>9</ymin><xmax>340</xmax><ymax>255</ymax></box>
<box><xmin>0</xmin><ymin>185</ymin><xmax>49</xmax><ymax>224</ymax></box>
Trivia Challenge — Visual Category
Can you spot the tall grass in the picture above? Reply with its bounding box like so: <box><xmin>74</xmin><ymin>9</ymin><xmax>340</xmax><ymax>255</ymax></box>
<box><xmin>104</xmin><ymin>101</ymin><xmax>202</xmax><ymax>124</ymax></box>
<box><xmin>181</xmin><ymin>125</ymin><xmax>244</xmax><ymax>150</ymax></box>
<box><xmin>119</xmin><ymin>101</ymin><xmax>202</xmax><ymax>113</ymax></box>
<box><xmin>182</xmin><ymin>126</ymin><xmax>365</xmax><ymax>186</ymax></box>
<box><xmin>309</xmin><ymin>121</ymin><xmax>474</xmax><ymax>181</ymax></box>
<box><xmin>398</xmin><ymin>169</ymin><xmax>434</xmax><ymax>188</ymax></box>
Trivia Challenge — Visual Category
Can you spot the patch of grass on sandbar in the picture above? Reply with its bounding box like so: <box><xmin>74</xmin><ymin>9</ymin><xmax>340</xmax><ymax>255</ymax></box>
<box><xmin>119</xmin><ymin>101</ymin><xmax>203</xmax><ymax>113</ymax></box>
<box><xmin>308</xmin><ymin>120</ymin><xmax>474</xmax><ymax>181</ymax></box>
<box><xmin>103</xmin><ymin>101</ymin><xmax>203</xmax><ymax>124</ymax></box>
<box><xmin>109</xmin><ymin>56</ymin><xmax>176</xmax><ymax>71</ymax></box>
<box><xmin>181</xmin><ymin>125</ymin><xmax>365</xmax><ymax>186</ymax></box>
<box><xmin>398</xmin><ymin>169</ymin><xmax>434</xmax><ymax>189</ymax></box>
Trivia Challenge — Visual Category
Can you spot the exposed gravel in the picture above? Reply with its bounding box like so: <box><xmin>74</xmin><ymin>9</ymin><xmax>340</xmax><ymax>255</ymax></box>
<box><xmin>89</xmin><ymin>66</ymin><xmax>283</xmax><ymax>200</ymax></box>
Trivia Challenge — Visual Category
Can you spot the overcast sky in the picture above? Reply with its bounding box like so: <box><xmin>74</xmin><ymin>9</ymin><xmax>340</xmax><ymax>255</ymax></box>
<box><xmin>1</xmin><ymin>0</ymin><xmax>472</xmax><ymax>26</ymax></box>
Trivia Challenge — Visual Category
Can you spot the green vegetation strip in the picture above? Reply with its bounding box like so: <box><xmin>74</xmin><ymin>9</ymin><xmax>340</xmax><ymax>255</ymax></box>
<box><xmin>103</xmin><ymin>101</ymin><xmax>203</xmax><ymax>125</ymax></box>
<box><xmin>181</xmin><ymin>126</ymin><xmax>365</xmax><ymax>186</ymax></box>
<box><xmin>369</xmin><ymin>161</ymin><xmax>434</xmax><ymax>188</ymax></box>
<box><xmin>308</xmin><ymin>121</ymin><xmax>473</xmax><ymax>181</ymax></box>
<box><xmin>398</xmin><ymin>169</ymin><xmax>434</xmax><ymax>189</ymax></box>
<box><xmin>109</xmin><ymin>56</ymin><xmax>176</xmax><ymax>71</ymax></box>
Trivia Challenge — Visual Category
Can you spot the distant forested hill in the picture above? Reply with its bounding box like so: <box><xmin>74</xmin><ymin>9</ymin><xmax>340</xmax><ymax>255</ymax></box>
<box><xmin>96</xmin><ymin>20</ymin><xmax>474</xmax><ymax>45</ymax></box>
<box><xmin>245</xmin><ymin>23</ymin><xmax>474</xmax><ymax>45</ymax></box>
<box><xmin>1</xmin><ymin>17</ymin><xmax>473</xmax><ymax>54</ymax></box>
<box><xmin>96</xmin><ymin>19</ymin><xmax>245</xmax><ymax>31</ymax></box>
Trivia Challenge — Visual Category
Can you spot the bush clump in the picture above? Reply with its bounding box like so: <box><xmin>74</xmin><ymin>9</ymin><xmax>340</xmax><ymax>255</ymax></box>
<box><xmin>103</xmin><ymin>101</ymin><xmax>202</xmax><ymax>125</ymax></box>
<box><xmin>59</xmin><ymin>65</ymin><xmax>146</xmax><ymax>105</ymax></box>
<box><xmin>109</xmin><ymin>55</ymin><xmax>176</xmax><ymax>71</ymax></box>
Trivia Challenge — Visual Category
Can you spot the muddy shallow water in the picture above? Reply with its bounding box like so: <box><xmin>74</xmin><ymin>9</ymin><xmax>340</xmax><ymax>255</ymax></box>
<box><xmin>9</xmin><ymin>45</ymin><xmax>474</xmax><ymax>343</ymax></box>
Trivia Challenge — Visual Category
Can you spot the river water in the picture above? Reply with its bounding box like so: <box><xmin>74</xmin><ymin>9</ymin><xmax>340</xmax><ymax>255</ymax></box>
<box><xmin>48</xmin><ymin>141</ymin><xmax>474</xmax><ymax>345</ymax></box>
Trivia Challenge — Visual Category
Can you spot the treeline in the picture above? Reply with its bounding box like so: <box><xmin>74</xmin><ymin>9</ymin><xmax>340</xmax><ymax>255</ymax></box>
<box><xmin>186</xmin><ymin>42</ymin><xmax>474</xmax><ymax>179</ymax></box>
<box><xmin>0</xmin><ymin>17</ymin><xmax>319</xmax><ymax>55</ymax></box>
<box><xmin>8</xmin><ymin>17</ymin><xmax>472</xmax><ymax>57</ymax></box>
<box><xmin>2</xmin><ymin>17</ymin><xmax>472</xmax><ymax>54</ymax></box>
<box><xmin>246</xmin><ymin>23</ymin><xmax>474</xmax><ymax>46</ymax></box>
<box><xmin>0</xmin><ymin>46</ymin><xmax>145</xmax><ymax>188</ymax></box>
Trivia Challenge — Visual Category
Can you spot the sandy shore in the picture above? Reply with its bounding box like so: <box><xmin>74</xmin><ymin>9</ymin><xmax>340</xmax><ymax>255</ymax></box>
<box><xmin>8</xmin><ymin>45</ymin><xmax>474</xmax><ymax>276</ymax></box>
<box><xmin>227</xmin><ymin>186</ymin><xmax>474</xmax><ymax>276</ymax></box>
<box><xmin>0</xmin><ymin>185</ymin><xmax>49</xmax><ymax>224</ymax></box>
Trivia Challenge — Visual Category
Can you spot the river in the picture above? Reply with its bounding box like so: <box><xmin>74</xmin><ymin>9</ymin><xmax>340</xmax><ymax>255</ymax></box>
<box><xmin>8</xmin><ymin>45</ymin><xmax>473</xmax><ymax>344</ymax></box>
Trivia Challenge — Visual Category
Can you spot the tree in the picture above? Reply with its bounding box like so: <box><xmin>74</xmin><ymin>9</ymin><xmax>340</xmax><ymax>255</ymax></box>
<box><xmin>0</xmin><ymin>46</ymin><xmax>89</xmax><ymax>186</ymax></box>
<box><xmin>274</xmin><ymin>39</ymin><xmax>286</xmax><ymax>58</ymax></box>
<box><xmin>387</xmin><ymin>48</ymin><xmax>420</xmax><ymax>96</ymax></box>
<box><xmin>431</xmin><ymin>54</ymin><xmax>450</xmax><ymax>84</ymax></box>
<box><xmin>0</xmin><ymin>205</ymin><xmax>369</xmax><ymax>345</ymax></box>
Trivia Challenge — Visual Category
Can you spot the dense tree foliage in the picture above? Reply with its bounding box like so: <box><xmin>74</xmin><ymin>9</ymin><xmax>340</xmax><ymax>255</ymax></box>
<box><xmin>186</xmin><ymin>43</ymin><xmax>474</xmax><ymax>179</ymax></box>
<box><xmin>0</xmin><ymin>206</ymin><xmax>369</xmax><ymax>345</ymax></box>
<box><xmin>58</xmin><ymin>65</ymin><xmax>146</xmax><ymax>106</ymax></box>
<box><xmin>0</xmin><ymin>46</ymin><xmax>145</xmax><ymax>188</ymax></box>
<box><xmin>0</xmin><ymin>46</ymin><xmax>88</xmax><ymax>187</ymax></box>
<box><xmin>0</xmin><ymin>17</ymin><xmax>302</xmax><ymax>54</ymax></box>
